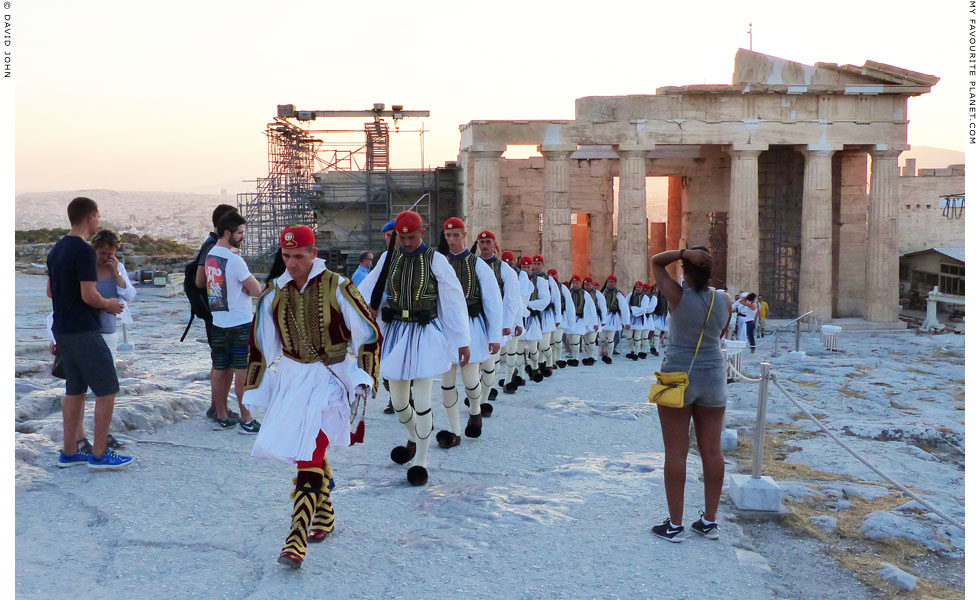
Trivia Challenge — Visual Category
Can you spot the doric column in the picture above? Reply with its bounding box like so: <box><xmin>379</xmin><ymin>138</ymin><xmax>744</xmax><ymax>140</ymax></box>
<box><xmin>726</xmin><ymin>147</ymin><xmax>765</xmax><ymax>294</ymax></box>
<box><xmin>615</xmin><ymin>145</ymin><xmax>654</xmax><ymax>284</ymax></box>
<box><xmin>799</xmin><ymin>147</ymin><xmax>836</xmax><ymax>321</ymax></box>
<box><xmin>540</xmin><ymin>145</ymin><xmax>576</xmax><ymax>278</ymax></box>
<box><xmin>666</xmin><ymin>176</ymin><xmax>684</xmax><ymax>279</ymax></box>
<box><xmin>468</xmin><ymin>146</ymin><xmax>505</xmax><ymax>239</ymax></box>
<box><xmin>866</xmin><ymin>148</ymin><xmax>902</xmax><ymax>322</ymax></box>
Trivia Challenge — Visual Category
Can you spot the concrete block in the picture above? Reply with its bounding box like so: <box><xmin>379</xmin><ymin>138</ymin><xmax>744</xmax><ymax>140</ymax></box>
<box><xmin>789</xmin><ymin>351</ymin><xmax>806</xmax><ymax>360</ymax></box>
<box><xmin>721</xmin><ymin>428</ymin><xmax>739</xmax><ymax>452</ymax></box>
<box><xmin>729</xmin><ymin>474</ymin><xmax>783</xmax><ymax>511</ymax></box>
<box><xmin>878</xmin><ymin>563</ymin><xmax>918</xmax><ymax>591</ymax></box>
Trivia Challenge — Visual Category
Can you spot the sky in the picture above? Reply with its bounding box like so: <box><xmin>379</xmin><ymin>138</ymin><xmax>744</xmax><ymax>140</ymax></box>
<box><xmin>7</xmin><ymin>1</ymin><xmax>971</xmax><ymax>194</ymax></box>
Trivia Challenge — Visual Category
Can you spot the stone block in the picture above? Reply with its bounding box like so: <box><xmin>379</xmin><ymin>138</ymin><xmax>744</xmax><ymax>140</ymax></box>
<box><xmin>789</xmin><ymin>351</ymin><xmax>806</xmax><ymax>360</ymax></box>
<box><xmin>734</xmin><ymin>549</ymin><xmax>773</xmax><ymax>574</ymax></box>
<box><xmin>861</xmin><ymin>511</ymin><xmax>949</xmax><ymax>551</ymax></box>
<box><xmin>878</xmin><ymin>563</ymin><xmax>918</xmax><ymax>591</ymax></box>
<box><xmin>810</xmin><ymin>515</ymin><xmax>838</xmax><ymax>532</ymax></box>
<box><xmin>729</xmin><ymin>474</ymin><xmax>783</xmax><ymax>511</ymax></box>
<box><xmin>721</xmin><ymin>428</ymin><xmax>738</xmax><ymax>451</ymax></box>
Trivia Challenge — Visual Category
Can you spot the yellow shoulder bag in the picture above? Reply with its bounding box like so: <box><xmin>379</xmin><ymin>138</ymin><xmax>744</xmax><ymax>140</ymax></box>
<box><xmin>648</xmin><ymin>290</ymin><xmax>715</xmax><ymax>408</ymax></box>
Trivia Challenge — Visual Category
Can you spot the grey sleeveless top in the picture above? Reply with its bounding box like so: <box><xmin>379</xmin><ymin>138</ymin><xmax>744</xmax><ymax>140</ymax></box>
<box><xmin>662</xmin><ymin>286</ymin><xmax>728</xmax><ymax>371</ymax></box>
<box><xmin>96</xmin><ymin>276</ymin><xmax>118</xmax><ymax>334</ymax></box>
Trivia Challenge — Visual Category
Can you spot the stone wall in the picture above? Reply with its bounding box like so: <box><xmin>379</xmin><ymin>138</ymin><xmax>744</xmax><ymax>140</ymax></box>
<box><xmin>898</xmin><ymin>165</ymin><xmax>965</xmax><ymax>255</ymax></box>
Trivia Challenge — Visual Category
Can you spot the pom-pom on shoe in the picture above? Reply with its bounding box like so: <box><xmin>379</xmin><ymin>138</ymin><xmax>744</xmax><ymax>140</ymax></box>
<box><xmin>407</xmin><ymin>465</ymin><xmax>428</xmax><ymax>486</ymax></box>
<box><xmin>464</xmin><ymin>415</ymin><xmax>483</xmax><ymax>438</ymax></box>
<box><xmin>436</xmin><ymin>430</ymin><xmax>461</xmax><ymax>449</ymax></box>
<box><xmin>390</xmin><ymin>441</ymin><xmax>417</xmax><ymax>465</ymax></box>
<box><xmin>480</xmin><ymin>403</ymin><xmax>494</xmax><ymax>418</ymax></box>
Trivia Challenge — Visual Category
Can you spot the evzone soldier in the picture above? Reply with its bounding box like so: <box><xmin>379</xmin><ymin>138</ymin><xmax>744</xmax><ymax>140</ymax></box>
<box><xmin>241</xmin><ymin>224</ymin><xmax>381</xmax><ymax>568</ymax></box>
<box><xmin>502</xmin><ymin>252</ymin><xmax>535</xmax><ymax>393</ymax></box>
<box><xmin>435</xmin><ymin>218</ymin><xmax>503</xmax><ymax>449</ymax></box>
<box><xmin>581</xmin><ymin>277</ymin><xmax>606</xmax><ymax>365</ymax></box>
<box><xmin>563</xmin><ymin>275</ymin><xmax>599</xmax><ymax>366</ymax></box>
<box><xmin>532</xmin><ymin>255</ymin><xmax>560</xmax><ymax>377</ymax></box>
<box><xmin>599</xmin><ymin>275</ymin><xmax>630</xmax><ymax>364</ymax></box>
<box><xmin>518</xmin><ymin>256</ymin><xmax>553</xmax><ymax>383</ymax></box>
<box><xmin>475</xmin><ymin>232</ymin><xmax>522</xmax><ymax>403</ymax></box>
<box><xmin>547</xmin><ymin>268</ymin><xmax>574</xmax><ymax>369</ymax></box>
<box><xmin>649</xmin><ymin>282</ymin><xmax>669</xmax><ymax>356</ymax></box>
<box><xmin>626</xmin><ymin>280</ymin><xmax>650</xmax><ymax>361</ymax></box>
<box><xmin>641</xmin><ymin>283</ymin><xmax>659</xmax><ymax>358</ymax></box>
<box><xmin>357</xmin><ymin>210</ymin><xmax>470</xmax><ymax>486</ymax></box>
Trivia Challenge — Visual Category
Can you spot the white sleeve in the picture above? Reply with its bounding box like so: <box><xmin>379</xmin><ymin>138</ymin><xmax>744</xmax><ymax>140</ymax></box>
<box><xmin>336</xmin><ymin>279</ymin><xmax>376</xmax><ymax>392</ymax></box>
<box><xmin>475</xmin><ymin>258</ymin><xmax>503</xmax><ymax>344</ymax></box>
<box><xmin>647</xmin><ymin>295</ymin><xmax>658</xmax><ymax>314</ymax></box>
<box><xmin>630</xmin><ymin>295</ymin><xmax>646</xmax><ymax>318</ymax></box>
<box><xmin>561</xmin><ymin>285</ymin><xmax>575</xmax><ymax>325</ymax></box>
<box><xmin>116</xmin><ymin>261</ymin><xmax>137</xmax><ymax>301</ymax></box>
<box><xmin>584</xmin><ymin>291</ymin><xmax>597</xmax><ymax>327</ymax></box>
<box><xmin>548</xmin><ymin>278</ymin><xmax>561</xmax><ymax>310</ymax></box>
<box><xmin>501</xmin><ymin>263</ymin><xmax>521</xmax><ymax>329</ymax></box>
<box><xmin>527</xmin><ymin>276</ymin><xmax>551</xmax><ymax>311</ymax></box>
<box><xmin>242</xmin><ymin>290</ymin><xmax>282</xmax><ymax>412</ymax></box>
<box><xmin>432</xmin><ymin>252</ymin><xmax>471</xmax><ymax>349</ymax></box>
<box><xmin>618</xmin><ymin>293</ymin><xmax>630</xmax><ymax>321</ymax></box>
<box><xmin>46</xmin><ymin>312</ymin><xmax>56</xmax><ymax>344</ymax></box>
<box><xmin>518</xmin><ymin>271</ymin><xmax>533</xmax><ymax>316</ymax></box>
<box><xmin>595</xmin><ymin>292</ymin><xmax>607</xmax><ymax>326</ymax></box>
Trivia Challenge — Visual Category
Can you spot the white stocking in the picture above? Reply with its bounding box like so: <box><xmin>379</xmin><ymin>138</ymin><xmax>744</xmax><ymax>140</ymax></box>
<box><xmin>568</xmin><ymin>334</ymin><xmax>582</xmax><ymax>360</ymax></box>
<box><xmin>440</xmin><ymin>366</ymin><xmax>462</xmax><ymax>436</ymax></box>
<box><xmin>410</xmin><ymin>378</ymin><xmax>433</xmax><ymax>468</ymax></box>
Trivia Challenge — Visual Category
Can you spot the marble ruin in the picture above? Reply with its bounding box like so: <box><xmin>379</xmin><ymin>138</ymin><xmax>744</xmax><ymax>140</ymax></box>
<box><xmin>457</xmin><ymin>49</ymin><xmax>941</xmax><ymax>321</ymax></box>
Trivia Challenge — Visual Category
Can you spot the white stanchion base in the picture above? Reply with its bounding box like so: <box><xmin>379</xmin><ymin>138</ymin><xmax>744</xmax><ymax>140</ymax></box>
<box><xmin>721</xmin><ymin>429</ymin><xmax>738</xmax><ymax>452</ymax></box>
<box><xmin>788</xmin><ymin>351</ymin><xmax>806</xmax><ymax>360</ymax></box>
<box><xmin>729</xmin><ymin>474</ymin><xmax>783</xmax><ymax>511</ymax></box>
<box><xmin>118</xmin><ymin>343</ymin><xmax>134</xmax><ymax>352</ymax></box>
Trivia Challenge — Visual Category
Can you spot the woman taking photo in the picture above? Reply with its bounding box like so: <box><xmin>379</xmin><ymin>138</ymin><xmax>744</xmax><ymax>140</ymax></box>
<box><xmin>650</xmin><ymin>246</ymin><xmax>732</xmax><ymax>542</ymax></box>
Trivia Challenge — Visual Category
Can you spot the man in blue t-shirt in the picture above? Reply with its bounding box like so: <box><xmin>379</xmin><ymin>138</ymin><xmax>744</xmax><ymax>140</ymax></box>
<box><xmin>350</xmin><ymin>251</ymin><xmax>373</xmax><ymax>286</ymax></box>
<box><xmin>47</xmin><ymin>197</ymin><xmax>133</xmax><ymax>470</ymax></box>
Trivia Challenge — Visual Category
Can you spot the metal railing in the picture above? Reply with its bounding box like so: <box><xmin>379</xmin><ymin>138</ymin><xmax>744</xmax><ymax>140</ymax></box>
<box><xmin>770</xmin><ymin>311</ymin><xmax>822</xmax><ymax>356</ymax></box>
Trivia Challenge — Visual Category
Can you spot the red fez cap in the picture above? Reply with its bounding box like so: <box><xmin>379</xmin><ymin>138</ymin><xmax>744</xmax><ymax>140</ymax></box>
<box><xmin>477</xmin><ymin>230</ymin><xmax>495</xmax><ymax>240</ymax></box>
<box><xmin>607</xmin><ymin>274</ymin><xmax>618</xmax><ymax>282</ymax></box>
<box><xmin>501</xmin><ymin>250</ymin><xmax>515</xmax><ymax>261</ymax></box>
<box><xmin>520</xmin><ymin>256</ymin><xmax>533</xmax><ymax>266</ymax></box>
<box><xmin>532</xmin><ymin>254</ymin><xmax>544</xmax><ymax>263</ymax></box>
<box><xmin>395</xmin><ymin>211</ymin><xmax>423</xmax><ymax>234</ymax></box>
<box><xmin>280</xmin><ymin>224</ymin><xmax>316</xmax><ymax>249</ymax></box>
<box><xmin>635</xmin><ymin>280</ymin><xmax>645</xmax><ymax>287</ymax></box>
<box><xmin>583</xmin><ymin>277</ymin><xmax>593</xmax><ymax>284</ymax></box>
<box><xmin>548</xmin><ymin>268</ymin><xmax>558</xmax><ymax>276</ymax></box>
<box><xmin>571</xmin><ymin>274</ymin><xmax>582</xmax><ymax>282</ymax></box>
<box><xmin>443</xmin><ymin>217</ymin><xmax>465</xmax><ymax>231</ymax></box>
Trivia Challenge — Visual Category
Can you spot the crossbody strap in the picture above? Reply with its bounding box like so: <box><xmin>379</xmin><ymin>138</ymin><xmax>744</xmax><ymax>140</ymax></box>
<box><xmin>686</xmin><ymin>290</ymin><xmax>715</xmax><ymax>373</ymax></box>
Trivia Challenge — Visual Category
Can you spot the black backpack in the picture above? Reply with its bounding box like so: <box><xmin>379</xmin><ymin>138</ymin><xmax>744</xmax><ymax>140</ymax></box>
<box><xmin>180</xmin><ymin>246</ymin><xmax>212</xmax><ymax>341</ymax></box>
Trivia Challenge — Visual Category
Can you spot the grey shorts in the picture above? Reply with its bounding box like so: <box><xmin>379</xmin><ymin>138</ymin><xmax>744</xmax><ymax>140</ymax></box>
<box><xmin>684</xmin><ymin>367</ymin><xmax>727</xmax><ymax>408</ymax></box>
<box><xmin>56</xmin><ymin>330</ymin><xmax>120</xmax><ymax>397</ymax></box>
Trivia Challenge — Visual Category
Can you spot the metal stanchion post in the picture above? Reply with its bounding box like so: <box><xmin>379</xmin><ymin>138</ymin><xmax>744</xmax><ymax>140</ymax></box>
<box><xmin>795</xmin><ymin>321</ymin><xmax>801</xmax><ymax>352</ymax></box>
<box><xmin>751</xmin><ymin>362</ymin><xmax>772</xmax><ymax>479</ymax></box>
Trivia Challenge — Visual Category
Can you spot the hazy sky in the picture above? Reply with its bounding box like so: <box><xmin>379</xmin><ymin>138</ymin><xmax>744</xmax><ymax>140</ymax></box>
<box><xmin>12</xmin><ymin>0</ymin><xmax>967</xmax><ymax>194</ymax></box>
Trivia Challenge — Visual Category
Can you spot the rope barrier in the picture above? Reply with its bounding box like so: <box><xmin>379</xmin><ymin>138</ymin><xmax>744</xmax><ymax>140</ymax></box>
<box><xmin>768</xmin><ymin>374</ymin><xmax>965</xmax><ymax>532</ymax></box>
<box><xmin>723</xmin><ymin>359</ymin><xmax>964</xmax><ymax>531</ymax></box>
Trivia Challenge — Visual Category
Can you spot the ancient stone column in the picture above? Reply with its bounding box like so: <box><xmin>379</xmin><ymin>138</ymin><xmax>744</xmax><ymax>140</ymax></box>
<box><xmin>540</xmin><ymin>145</ymin><xmax>576</xmax><ymax>278</ymax></box>
<box><xmin>799</xmin><ymin>148</ymin><xmax>835</xmax><ymax>321</ymax></box>
<box><xmin>726</xmin><ymin>147</ymin><xmax>764</xmax><ymax>295</ymax></box>
<box><xmin>468</xmin><ymin>147</ymin><xmax>505</xmax><ymax>239</ymax></box>
<box><xmin>666</xmin><ymin>176</ymin><xmax>684</xmax><ymax>279</ymax></box>
<box><xmin>866</xmin><ymin>148</ymin><xmax>902</xmax><ymax>323</ymax></box>
<box><xmin>615</xmin><ymin>146</ymin><xmax>653</xmax><ymax>284</ymax></box>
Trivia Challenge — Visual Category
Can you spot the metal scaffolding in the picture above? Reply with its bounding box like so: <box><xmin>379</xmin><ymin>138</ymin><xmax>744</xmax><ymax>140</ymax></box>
<box><xmin>238</xmin><ymin>119</ymin><xmax>321</xmax><ymax>273</ymax></box>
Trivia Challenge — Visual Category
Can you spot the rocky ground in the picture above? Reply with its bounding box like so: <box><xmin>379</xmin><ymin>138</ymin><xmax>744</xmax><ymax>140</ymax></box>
<box><xmin>14</xmin><ymin>272</ymin><xmax>965</xmax><ymax>598</ymax></box>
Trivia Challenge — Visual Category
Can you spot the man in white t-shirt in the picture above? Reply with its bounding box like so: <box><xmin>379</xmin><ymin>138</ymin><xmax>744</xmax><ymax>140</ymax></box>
<box><xmin>205</xmin><ymin>212</ymin><xmax>263</xmax><ymax>432</ymax></box>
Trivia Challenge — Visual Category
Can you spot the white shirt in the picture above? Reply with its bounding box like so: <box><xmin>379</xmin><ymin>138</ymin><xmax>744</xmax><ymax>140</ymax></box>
<box><xmin>206</xmin><ymin>245</ymin><xmax>254</xmax><ymax>328</ymax></box>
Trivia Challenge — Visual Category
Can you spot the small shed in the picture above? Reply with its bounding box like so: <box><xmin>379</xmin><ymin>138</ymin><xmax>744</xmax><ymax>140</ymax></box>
<box><xmin>900</xmin><ymin>247</ymin><xmax>965</xmax><ymax>309</ymax></box>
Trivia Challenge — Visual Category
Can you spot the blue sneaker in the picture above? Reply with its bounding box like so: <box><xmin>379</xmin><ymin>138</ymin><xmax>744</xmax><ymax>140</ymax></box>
<box><xmin>57</xmin><ymin>450</ymin><xmax>91</xmax><ymax>468</ymax></box>
<box><xmin>87</xmin><ymin>449</ymin><xmax>134</xmax><ymax>470</ymax></box>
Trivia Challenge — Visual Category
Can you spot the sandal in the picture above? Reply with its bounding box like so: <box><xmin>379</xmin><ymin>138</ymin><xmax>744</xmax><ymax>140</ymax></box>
<box><xmin>106</xmin><ymin>434</ymin><xmax>126</xmax><ymax>450</ymax></box>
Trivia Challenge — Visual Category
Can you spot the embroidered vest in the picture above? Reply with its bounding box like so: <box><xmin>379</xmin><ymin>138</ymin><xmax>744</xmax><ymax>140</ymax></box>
<box><xmin>570</xmin><ymin>287</ymin><xmax>586</xmax><ymax>318</ymax></box>
<box><xmin>629</xmin><ymin>291</ymin><xmax>643</xmax><ymax>308</ymax></box>
<box><xmin>653</xmin><ymin>292</ymin><xmax>669</xmax><ymax>316</ymax></box>
<box><xmin>386</xmin><ymin>246</ymin><xmax>438</xmax><ymax>312</ymax></box>
<box><xmin>447</xmin><ymin>250</ymin><xmax>482</xmax><ymax>308</ymax></box>
<box><xmin>271</xmin><ymin>270</ymin><xmax>350</xmax><ymax>365</ymax></box>
<box><xmin>604</xmin><ymin>287</ymin><xmax>621</xmax><ymax>314</ymax></box>
<box><xmin>484</xmin><ymin>256</ymin><xmax>505</xmax><ymax>295</ymax></box>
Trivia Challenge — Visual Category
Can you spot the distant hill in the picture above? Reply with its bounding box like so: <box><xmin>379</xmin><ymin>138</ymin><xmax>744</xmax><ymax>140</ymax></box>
<box><xmin>898</xmin><ymin>146</ymin><xmax>965</xmax><ymax>170</ymax></box>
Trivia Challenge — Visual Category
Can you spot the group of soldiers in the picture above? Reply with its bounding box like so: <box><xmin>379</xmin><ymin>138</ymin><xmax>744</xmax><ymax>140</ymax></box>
<box><xmin>240</xmin><ymin>211</ymin><xmax>669</xmax><ymax>568</ymax></box>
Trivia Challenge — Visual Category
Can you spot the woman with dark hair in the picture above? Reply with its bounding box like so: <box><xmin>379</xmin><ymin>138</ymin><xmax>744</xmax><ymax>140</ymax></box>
<box><xmin>649</xmin><ymin>246</ymin><xmax>733</xmax><ymax>542</ymax></box>
<box><xmin>735</xmin><ymin>292</ymin><xmax>759</xmax><ymax>353</ymax></box>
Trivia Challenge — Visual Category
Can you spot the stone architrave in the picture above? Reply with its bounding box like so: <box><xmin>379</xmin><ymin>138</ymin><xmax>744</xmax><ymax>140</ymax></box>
<box><xmin>615</xmin><ymin>145</ymin><xmax>654</xmax><ymax>284</ymax></box>
<box><xmin>866</xmin><ymin>148</ymin><xmax>903</xmax><ymax>322</ymax></box>
<box><xmin>799</xmin><ymin>147</ymin><xmax>837</xmax><ymax>321</ymax></box>
<box><xmin>540</xmin><ymin>145</ymin><xmax>577</xmax><ymax>278</ymax></box>
<box><xmin>726</xmin><ymin>147</ymin><xmax>765</xmax><ymax>295</ymax></box>
<box><xmin>468</xmin><ymin>146</ymin><xmax>505</xmax><ymax>239</ymax></box>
